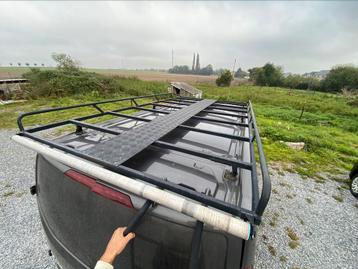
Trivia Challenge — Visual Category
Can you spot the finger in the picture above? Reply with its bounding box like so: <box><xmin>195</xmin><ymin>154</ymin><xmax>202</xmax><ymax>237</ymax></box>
<box><xmin>124</xmin><ymin>232</ymin><xmax>135</xmax><ymax>241</ymax></box>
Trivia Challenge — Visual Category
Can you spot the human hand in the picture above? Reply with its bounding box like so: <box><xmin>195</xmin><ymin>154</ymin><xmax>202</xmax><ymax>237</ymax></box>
<box><xmin>100</xmin><ymin>227</ymin><xmax>135</xmax><ymax>265</ymax></box>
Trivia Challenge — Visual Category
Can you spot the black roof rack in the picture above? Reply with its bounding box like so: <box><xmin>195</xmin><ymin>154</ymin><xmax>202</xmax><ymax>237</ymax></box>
<box><xmin>17</xmin><ymin>93</ymin><xmax>271</xmax><ymax>225</ymax></box>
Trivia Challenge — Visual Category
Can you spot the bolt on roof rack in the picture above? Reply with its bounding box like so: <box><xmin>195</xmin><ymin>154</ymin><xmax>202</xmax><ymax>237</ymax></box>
<box><xmin>15</xmin><ymin>93</ymin><xmax>270</xmax><ymax>229</ymax></box>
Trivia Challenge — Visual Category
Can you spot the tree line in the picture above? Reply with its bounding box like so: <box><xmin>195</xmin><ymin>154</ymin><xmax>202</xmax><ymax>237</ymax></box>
<box><xmin>248</xmin><ymin>63</ymin><xmax>358</xmax><ymax>92</ymax></box>
<box><xmin>168</xmin><ymin>53</ymin><xmax>214</xmax><ymax>75</ymax></box>
<box><xmin>8</xmin><ymin>62</ymin><xmax>45</xmax><ymax>67</ymax></box>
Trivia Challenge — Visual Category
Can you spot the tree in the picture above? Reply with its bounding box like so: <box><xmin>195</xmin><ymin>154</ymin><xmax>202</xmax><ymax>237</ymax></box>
<box><xmin>17</xmin><ymin>62</ymin><xmax>21</xmax><ymax>67</ymax></box>
<box><xmin>195</xmin><ymin>53</ymin><xmax>200</xmax><ymax>72</ymax></box>
<box><xmin>52</xmin><ymin>53</ymin><xmax>80</xmax><ymax>72</ymax></box>
<box><xmin>9</xmin><ymin>63</ymin><xmax>13</xmax><ymax>66</ymax></box>
<box><xmin>216</xmin><ymin>69</ymin><xmax>233</xmax><ymax>86</ymax></box>
<box><xmin>25</xmin><ymin>63</ymin><xmax>30</xmax><ymax>67</ymax></box>
<box><xmin>41</xmin><ymin>63</ymin><xmax>45</xmax><ymax>67</ymax></box>
<box><xmin>321</xmin><ymin>65</ymin><xmax>358</xmax><ymax>92</ymax></box>
<box><xmin>198</xmin><ymin>64</ymin><xmax>214</xmax><ymax>76</ymax></box>
<box><xmin>192</xmin><ymin>53</ymin><xmax>196</xmax><ymax>72</ymax></box>
<box><xmin>168</xmin><ymin>65</ymin><xmax>191</xmax><ymax>74</ymax></box>
<box><xmin>34</xmin><ymin>63</ymin><xmax>37</xmax><ymax>67</ymax></box>
<box><xmin>249</xmin><ymin>63</ymin><xmax>284</xmax><ymax>87</ymax></box>
<box><xmin>234</xmin><ymin>68</ymin><xmax>248</xmax><ymax>78</ymax></box>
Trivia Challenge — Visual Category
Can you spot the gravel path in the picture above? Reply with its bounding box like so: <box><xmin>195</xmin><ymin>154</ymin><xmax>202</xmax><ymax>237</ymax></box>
<box><xmin>0</xmin><ymin>130</ymin><xmax>55</xmax><ymax>268</ymax></box>
<box><xmin>255</xmin><ymin>168</ymin><xmax>358</xmax><ymax>268</ymax></box>
<box><xmin>0</xmin><ymin>130</ymin><xmax>357</xmax><ymax>268</ymax></box>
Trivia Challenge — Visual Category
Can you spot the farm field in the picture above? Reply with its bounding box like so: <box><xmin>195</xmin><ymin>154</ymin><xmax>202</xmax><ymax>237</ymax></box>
<box><xmin>0</xmin><ymin>67</ymin><xmax>220</xmax><ymax>84</ymax></box>
<box><xmin>0</xmin><ymin>76</ymin><xmax>357</xmax><ymax>179</ymax></box>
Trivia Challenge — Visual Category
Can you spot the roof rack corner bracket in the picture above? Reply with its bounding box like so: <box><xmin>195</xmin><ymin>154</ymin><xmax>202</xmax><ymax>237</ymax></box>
<box><xmin>92</xmin><ymin>104</ymin><xmax>104</xmax><ymax>113</ymax></box>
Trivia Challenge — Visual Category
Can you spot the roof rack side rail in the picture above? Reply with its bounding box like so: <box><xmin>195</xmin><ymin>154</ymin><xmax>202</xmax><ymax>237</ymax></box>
<box><xmin>17</xmin><ymin>93</ymin><xmax>171</xmax><ymax>131</ymax></box>
<box><xmin>249</xmin><ymin>101</ymin><xmax>271</xmax><ymax>216</ymax></box>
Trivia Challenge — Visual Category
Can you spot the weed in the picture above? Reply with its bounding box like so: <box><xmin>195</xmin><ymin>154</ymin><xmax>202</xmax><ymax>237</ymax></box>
<box><xmin>286</xmin><ymin>194</ymin><xmax>294</xmax><ymax>199</ymax></box>
<box><xmin>288</xmin><ymin>240</ymin><xmax>300</xmax><ymax>249</ymax></box>
<box><xmin>332</xmin><ymin>195</ymin><xmax>343</xmax><ymax>203</ymax></box>
<box><xmin>279</xmin><ymin>181</ymin><xmax>292</xmax><ymax>188</ymax></box>
<box><xmin>305</xmin><ymin>197</ymin><xmax>313</xmax><ymax>204</ymax></box>
<box><xmin>286</xmin><ymin>227</ymin><xmax>299</xmax><ymax>241</ymax></box>
<box><xmin>15</xmin><ymin>191</ymin><xmax>26</xmax><ymax>198</ymax></box>
<box><xmin>280</xmin><ymin>255</ymin><xmax>288</xmax><ymax>263</ymax></box>
<box><xmin>267</xmin><ymin>244</ymin><xmax>277</xmax><ymax>256</ymax></box>
<box><xmin>272</xmin><ymin>188</ymin><xmax>279</xmax><ymax>194</ymax></box>
<box><xmin>269</xmin><ymin>212</ymin><xmax>279</xmax><ymax>227</ymax></box>
<box><xmin>2</xmin><ymin>191</ymin><xmax>15</xmax><ymax>197</ymax></box>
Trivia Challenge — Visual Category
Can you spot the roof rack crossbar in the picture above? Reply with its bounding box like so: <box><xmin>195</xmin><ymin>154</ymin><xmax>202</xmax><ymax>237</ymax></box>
<box><xmin>170</xmin><ymin>98</ymin><xmax>197</xmax><ymax>103</ymax></box>
<box><xmin>215</xmin><ymin>100</ymin><xmax>247</xmax><ymax>106</ymax></box>
<box><xmin>191</xmin><ymin>116</ymin><xmax>249</xmax><ymax>127</ymax></box>
<box><xmin>201</xmin><ymin>110</ymin><xmax>248</xmax><ymax>118</ymax></box>
<box><xmin>153</xmin><ymin>141</ymin><xmax>252</xmax><ymax>171</ymax></box>
<box><xmin>159</xmin><ymin>100</ymin><xmax>191</xmax><ymax>106</ymax></box>
<box><xmin>123</xmin><ymin>106</ymin><xmax>170</xmax><ymax>114</ymax></box>
<box><xmin>107</xmin><ymin>112</ymin><xmax>152</xmax><ymax>122</ymax></box>
<box><xmin>210</xmin><ymin>103</ymin><xmax>248</xmax><ymax>109</ymax></box>
<box><xmin>178</xmin><ymin>124</ymin><xmax>250</xmax><ymax>142</ymax></box>
<box><xmin>206</xmin><ymin>106</ymin><xmax>248</xmax><ymax>113</ymax></box>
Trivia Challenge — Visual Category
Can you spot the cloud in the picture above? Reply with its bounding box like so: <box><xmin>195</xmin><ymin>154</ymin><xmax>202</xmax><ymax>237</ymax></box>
<box><xmin>0</xmin><ymin>1</ymin><xmax>357</xmax><ymax>73</ymax></box>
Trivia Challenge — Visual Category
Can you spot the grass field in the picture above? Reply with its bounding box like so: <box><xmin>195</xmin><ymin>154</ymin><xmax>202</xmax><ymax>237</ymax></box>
<box><xmin>0</xmin><ymin>77</ymin><xmax>357</xmax><ymax>179</ymax></box>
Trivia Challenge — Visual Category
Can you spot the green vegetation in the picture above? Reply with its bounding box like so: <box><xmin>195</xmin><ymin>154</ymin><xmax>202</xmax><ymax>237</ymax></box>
<box><xmin>322</xmin><ymin>66</ymin><xmax>358</xmax><ymax>92</ymax></box>
<box><xmin>305</xmin><ymin>198</ymin><xmax>313</xmax><ymax>204</ymax></box>
<box><xmin>216</xmin><ymin>69</ymin><xmax>233</xmax><ymax>86</ymax></box>
<box><xmin>267</xmin><ymin>244</ymin><xmax>277</xmax><ymax>256</ymax></box>
<box><xmin>249</xmin><ymin>63</ymin><xmax>358</xmax><ymax>93</ymax></box>
<box><xmin>332</xmin><ymin>194</ymin><xmax>344</xmax><ymax>203</ymax></box>
<box><xmin>279</xmin><ymin>255</ymin><xmax>288</xmax><ymax>263</ymax></box>
<box><xmin>288</xmin><ymin>240</ymin><xmax>300</xmax><ymax>249</ymax></box>
<box><xmin>2</xmin><ymin>191</ymin><xmax>15</xmax><ymax>198</ymax></box>
<box><xmin>286</xmin><ymin>227</ymin><xmax>299</xmax><ymax>241</ymax></box>
<box><xmin>199</xmin><ymin>84</ymin><xmax>358</xmax><ymax>177</ymax></box>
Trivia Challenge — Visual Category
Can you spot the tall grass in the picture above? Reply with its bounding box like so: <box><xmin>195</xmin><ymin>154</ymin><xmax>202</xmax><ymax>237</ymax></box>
<box><xmin>200</xmin><ymin>84</ymin><xmax>358</xmax><ymax>177</ymax></box>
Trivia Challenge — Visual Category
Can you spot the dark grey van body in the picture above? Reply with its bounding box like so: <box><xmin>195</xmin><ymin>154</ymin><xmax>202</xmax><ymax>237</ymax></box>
<box><xmin>20</xmin><ymin>96</ymin><xmax>269</xmax><ymax>269</ymax></box>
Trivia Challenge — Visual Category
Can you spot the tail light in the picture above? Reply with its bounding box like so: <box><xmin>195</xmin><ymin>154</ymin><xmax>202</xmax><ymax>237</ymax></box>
<box><xmin>65</xmin><ymin>170</ymin><xmax>133</xmax><ymax>208</ymax></box>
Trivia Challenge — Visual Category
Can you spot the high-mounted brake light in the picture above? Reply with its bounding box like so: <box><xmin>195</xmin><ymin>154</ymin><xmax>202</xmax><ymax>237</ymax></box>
<box><xmin>65</xmin><ymin>170</ymin><xmax>133</xmax><ymax>208</ymax></box>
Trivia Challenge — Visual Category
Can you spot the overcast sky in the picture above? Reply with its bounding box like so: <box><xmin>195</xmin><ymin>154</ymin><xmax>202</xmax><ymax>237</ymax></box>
<box><xmin>0</xmin><ymin>1</ymin><xmax>357</xmax><ymax>73</ymax></box>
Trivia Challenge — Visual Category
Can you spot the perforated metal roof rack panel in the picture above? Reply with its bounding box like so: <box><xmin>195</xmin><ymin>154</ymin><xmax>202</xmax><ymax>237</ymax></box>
<box><xmin>84</xmin><ymin>99</ymin><xmax>216</xmax><ymax>165</ymax></box>
<box><xmin>15</xmin><ymin>93</ymin><xmax>271</xmax><ymax>226</ymax></box>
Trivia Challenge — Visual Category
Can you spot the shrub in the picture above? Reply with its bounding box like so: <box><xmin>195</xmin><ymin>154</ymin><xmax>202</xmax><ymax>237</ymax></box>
<box><xmin>22</xmin><ymin>65</ymin><xmax>167</xmax><ymax>99</ymax></box>
<box><xmin>216</xmin><ymin>70</ymin><xmax>233</xmax><ymax>86</ymax></box>
<box><xmin>52</xmin><ymin>53</ymin><xmax>80</xmax><ymax>73</ymax></box>
<box><xmin>321</xmin><ymin>65</ymin><xmax>358</xmax><ymax>92</ymax></box>
<box><xmin>249</xmin><ymin>63</ymin><xmax>284</xmax><ymax>87</ymax></box>
<box><xmin>284</xmin><ymin>74</ymin><xmax>321</xmax><ymax>91</ymax></box>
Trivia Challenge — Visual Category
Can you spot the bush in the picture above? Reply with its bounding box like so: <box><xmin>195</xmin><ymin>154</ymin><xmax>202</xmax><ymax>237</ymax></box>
<box><xmin>23</xmin><ymin>68</ymin><xmax>167</xmax><ymax>99</ymax></box>
<box><xmin>321</xmin><ymin>65</ymin><xmax>358</xmax><ymax>92</ymax></box>
<box><xmin>249</xmin><ymin>63</ymin><xmax>284</xmax><ymax>87</ymax></box>
<box><xmin>216</xmin><ymin>70</ymin><xmax>233</xmax><ymax>86</ymax></box>
<box><xmin>284</xmin><ymin>74</ymin><xmax>321</xmax><ymax>91</ymax></box>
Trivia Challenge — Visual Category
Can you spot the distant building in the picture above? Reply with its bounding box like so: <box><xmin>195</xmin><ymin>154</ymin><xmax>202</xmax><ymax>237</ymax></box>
<box><xmin>303</xmin><ymin>70</ymin><xmax>329</xmax><ymax>80</ymax></box>
<box><xmin>168</xmin><ymin>82</ymin><xmax>202</xmax><ymax>98</ymax></box>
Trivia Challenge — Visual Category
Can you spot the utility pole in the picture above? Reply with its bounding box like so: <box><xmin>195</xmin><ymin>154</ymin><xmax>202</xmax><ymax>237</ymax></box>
<box><xmin>232</xmin><ymin>57</ymin><xmax>237</xmax><ymax>75</ymax></box>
